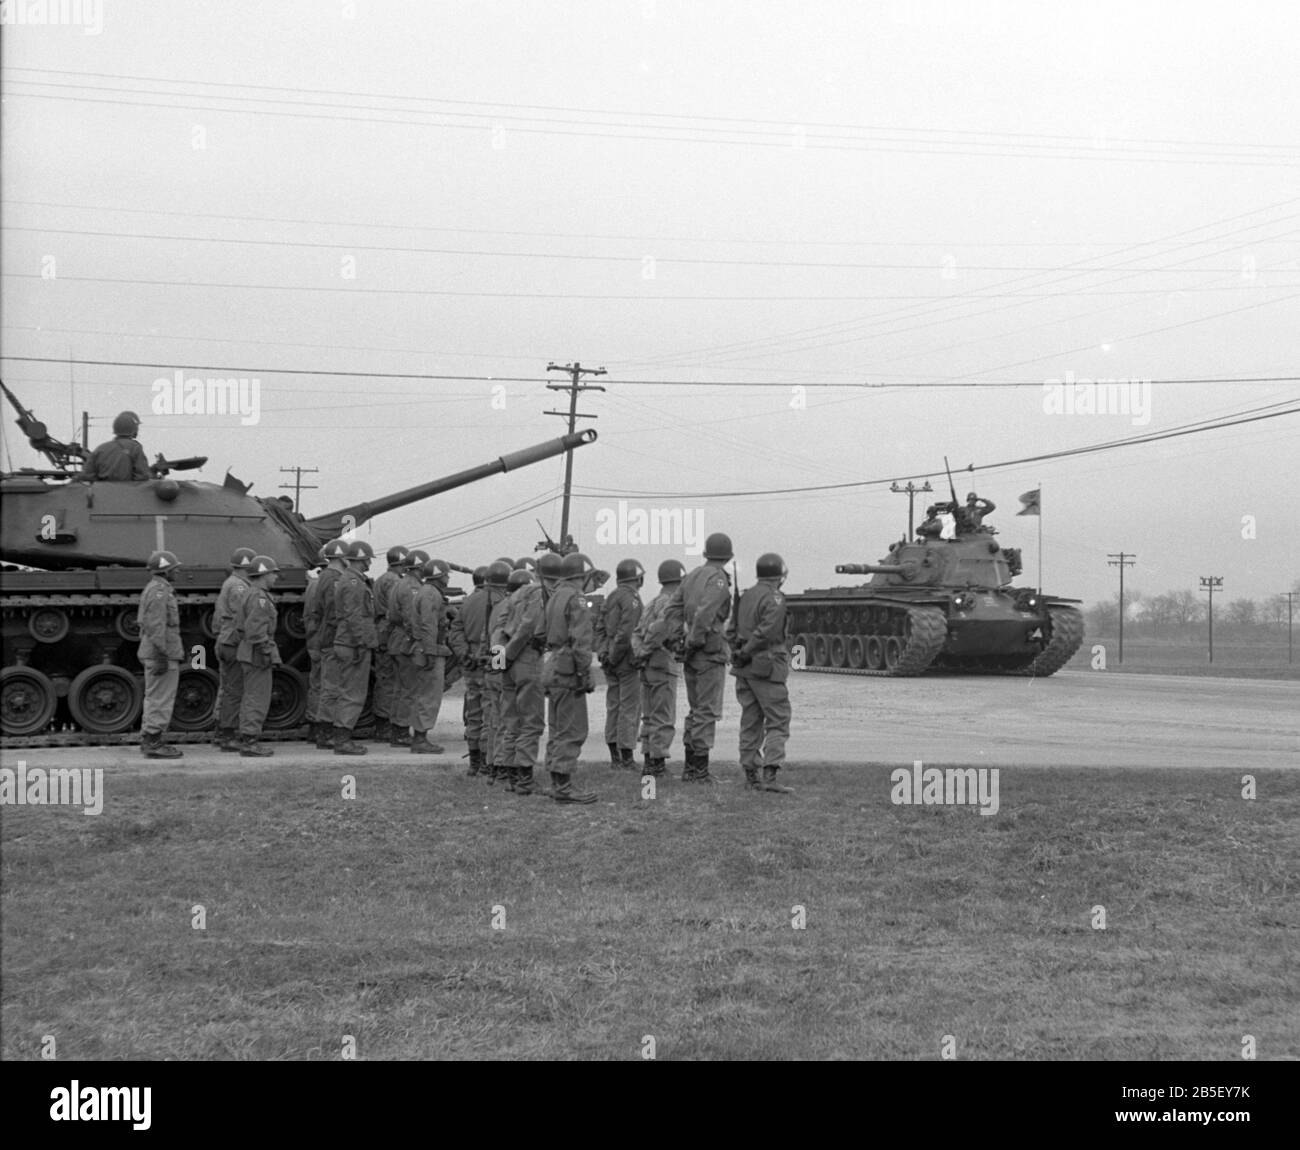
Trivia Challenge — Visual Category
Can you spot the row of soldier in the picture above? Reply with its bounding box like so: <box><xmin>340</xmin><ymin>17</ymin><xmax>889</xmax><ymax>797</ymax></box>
<box><xmin>136</xmin><ymin>531</ymin><xmax>796</xmax><ymax>797</ymax></box>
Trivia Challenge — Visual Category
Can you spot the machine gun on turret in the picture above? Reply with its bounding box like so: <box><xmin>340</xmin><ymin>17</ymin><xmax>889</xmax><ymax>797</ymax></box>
<box><xmin>1</xmin><ymin>377</ymin><xmax>89</xmax><ymax>474</ymax></box>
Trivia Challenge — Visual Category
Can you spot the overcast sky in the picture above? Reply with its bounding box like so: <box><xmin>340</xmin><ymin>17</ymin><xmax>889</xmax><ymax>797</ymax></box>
<box><xmin>3</xmin><ymin>0</ymin><xmax>1297</xmax><ymax>606</ymax></box>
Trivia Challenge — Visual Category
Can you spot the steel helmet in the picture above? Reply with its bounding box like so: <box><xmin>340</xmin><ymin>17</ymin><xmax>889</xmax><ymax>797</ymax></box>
<box><xmin>229</xmin><ymin>547</ymin><xmax>256</xmax><ymax>569</ymax></box>
<box><xmin>703</xmin><ymin>532</ymin><xmax>734</xmax><ymax>561</ymax></box>
<box><xmin>146</xmin><ymin>549</ymin><xmax>181</xmax><ymax>571</ymax></box>
<box><xmin>560</xmin><ymin>552</ymin><xmax>595</xmax><ymax>581</ymax></box>
<box><xmin>657</xmin><ymin>559</ymin><xmax>687</xmax><ymax>584</ymax></box>
<box><xmin>112</xmin><ymin>411</ymin><xmax>141</xmax><ymax>437</ymax></box>
<box><xmin>347</xmin><ymin>541</ymin><xmax>375</xmax><ymax>566</ymax></box>
<box><xmin>472</xmin><ymin>565</ymin><xmax>488</xmax><ymax>587</ymax></box>
<box><xmin>536</xmin><ymin>552</ymin><xmax>565</xmax><ymax>580</ymax></box>
<box><xmin>405</xmin><ymin>549</ymin><xmax>431</xmax><ymax>569</ymax></box>
<box><xmin>507</xmin><ymin>568</ymin><xmax>535</xmax><ymax>588</ymax></box>
<box><xmin>615</xmin><ymin>558</ymin><xmax>646</xmax><ymax>583</ymax></box>
<box><xmin>248</xmin><ymin>555</ymin><xmax>279</xmax><ymax>576</ymax></box>
<box><xmin>514</xmin><ymin>556</ymin><xmax>538</xmax><ymax>572</ymax></box>
<box><xmin>422</xmin><ymin>558</ymin><xmax>451</xmax><ymax>582</ymax></box>
<box><xmin>494</xmin><ymin>556</ymin><xmax>515</xmax><ymax>567</ymax></box>
<box><xmin>756</xmin><ymin>552</ymin><xmax>788</xmax><ymax>579</ymax></box>
<box><xmin>485</xmin><ymin>560</ymin><xmax>513</xmax><ymax>587</ymax></box>
<box><xmin>386</xmin><ymin>545</ymin><xmax>410</xmax><ymax>565</ymax></box>
<box><xmin>323</xmin><ymin>538</ymin><xmax>350</xmax><ymax>561</ymax></box>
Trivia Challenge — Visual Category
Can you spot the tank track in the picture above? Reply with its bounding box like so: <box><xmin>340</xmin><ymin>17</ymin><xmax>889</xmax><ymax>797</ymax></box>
<box><xmin>797</xmin><ymin>604</ymin><xmax>948</xmax><ymax>677</ymax></box>
<box><xmin>1009</xmin><ymin>605</ymin><xmax>1084</xmax><ymax>677</ymax></box>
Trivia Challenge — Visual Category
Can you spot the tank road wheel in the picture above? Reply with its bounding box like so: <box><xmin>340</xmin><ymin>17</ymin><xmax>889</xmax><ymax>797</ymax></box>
<box><xmin>198</xmin><ymin>608</ymin><xmax>219</xmax><ymax>640</ymax></box>
<box><xmin>864</xmin><ymin>636</ymin><xmax>886</xmax><ymax>670</ymax></box>
<box><xmin>1015</xmin><ymin>606</ymin><xmax>1085</xmax><ymax>678</ymax></box>
<box><xmin>846</xmin><ymin>635</ymin><xmax>866</xmax><ymax>668</ymax></box>
<box><xmin>170</xmin><ymin>667</ymin><xmax>220</xmax><ymax>732</ymax></box>
<box><xmin>265</xmin><ymin>666</ymin><xmax>308</xmax><ymax>730</ymax></box>
<box><xmin>885</xmin><ymin>606</ymin><xmax>949</xmax><ymax>677</ymax></box>
<box><xmin>810</xmin><ymin>634</ymin><xmax>830</xmax><ymax>668</ymax></box>
<box><xmin>28</xmin><ymin>608</ymin><xmax>70</xmax><ymax>645</ymax></box>
<box><xmin>829</xmin><ymin>634</ymin><xmax>848</xmax><ymax>668</ymax></box>
<box><xmin>883</xmin><ymin>636</ymin><xmax>904</xmax><ymax>670</ymax></box>
<box><xmin>68</xmin><ymin>665</ymin><xmax>143</xmax><ymax>734</ymax></box>
<box><xmin>1</xmin><ymin>666</ymin><xmax>58</xmax><ymax>736</ymax></box>
<box><xmin>792</xmin><ymin>634</ymin><xmax>811</xmax><ymax>666</ymax></box>
<box><xmin>114</xmin><ymin>608</ymin><xmax>142</xmax><ymax>642</ymax></box>
<box><xmin>282</xmin><ymin>605</ymin><xmax>308</xmax><ymax>640</ymax></box>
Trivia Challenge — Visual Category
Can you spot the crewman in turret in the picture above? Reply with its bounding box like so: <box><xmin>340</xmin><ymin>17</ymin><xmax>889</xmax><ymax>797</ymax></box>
<box><xmin>80</xmin><ymin>411</ymin><xmax>150</xmax><ymax>481</ymax></box>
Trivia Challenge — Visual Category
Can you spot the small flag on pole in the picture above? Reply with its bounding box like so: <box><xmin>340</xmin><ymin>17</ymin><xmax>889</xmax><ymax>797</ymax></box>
<box><xmin>1017</xmin><ymin>488</ymin><xmax>1041</xmax><ymax>516</ymax></box>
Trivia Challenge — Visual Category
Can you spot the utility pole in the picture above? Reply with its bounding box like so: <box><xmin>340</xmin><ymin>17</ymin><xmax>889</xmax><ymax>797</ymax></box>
<box><xmin>1282</xmin><ymin>591</ymin><xmax>1295</xmax><ymax>665</ymax></box>
<box><xmin>1107</xmin><ymin>552</ymin><xmax>1136</xmax><ymax>664</ymax></box>
<box><xmin>890</xmin><ymin>480</ymin><xmax>932</xmax><ymax>539</ymax></box>
<box><xmin>544</xmin><ymin>361</ymin><xmax>605</xmax><ymax>552</ymax></box>
<box><xmin>1199</xmin><ymin>575</ymin><xmax>1223</xmax><ymax>664</ymax></box>
<box><xmin>82</xmin><ymin>410</ymin><xmax>89</xmax><ymax>450</ymax></box>
<box><xmin>279</xmin><ymin>465</ymin><xmax>319</xmax><ymax>514</ymax></box>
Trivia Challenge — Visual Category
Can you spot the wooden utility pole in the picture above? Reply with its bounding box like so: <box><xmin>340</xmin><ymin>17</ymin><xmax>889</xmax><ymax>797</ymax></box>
<box><xmin>279</xmin><ymin>465</ymin><xmax>319</xmax><ymax>514</ymax></box>
<box><xmin>1199</xmin><ymin>575</ymin><xmax>1223</xmax><ymax>663</ymax></box>
<box><xmin>1107</xmin><ymin>552</ymin><xmax>1136</xmax><ymax>664</ymax></box>
<box><xmin>544</xmin><ymin>361</ymin><xmax>605</xmax><ymax>551</ymax></box>
<box><xmin>890</xmin><ymin>480</ymin><xmax>932</xmax><ymax>539</ymax></box>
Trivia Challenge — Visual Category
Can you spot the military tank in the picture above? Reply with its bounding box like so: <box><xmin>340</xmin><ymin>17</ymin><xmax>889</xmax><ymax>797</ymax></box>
<box><xmin>785</xmin><ymin>504</ymin><xmax>1084</xmax><ymax>677</ymax></box>
<box><xmin>0</xmin><ymin>381</ymin><xmax>597</xmax><ymax>743</ymax></box>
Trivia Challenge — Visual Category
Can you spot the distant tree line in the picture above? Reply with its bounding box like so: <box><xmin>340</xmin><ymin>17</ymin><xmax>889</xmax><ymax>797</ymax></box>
<box><xmin>1085</xmin><ymin>577</ymin><xmax>1300</xmax><ymax>638</ymax></box>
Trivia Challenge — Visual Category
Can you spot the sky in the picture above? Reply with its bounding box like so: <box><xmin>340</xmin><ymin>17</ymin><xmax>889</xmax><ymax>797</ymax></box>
<box><xmin>2</xmin><ymin>0</ymin><xmax>1298</xmax><ymax>607</ymax></box>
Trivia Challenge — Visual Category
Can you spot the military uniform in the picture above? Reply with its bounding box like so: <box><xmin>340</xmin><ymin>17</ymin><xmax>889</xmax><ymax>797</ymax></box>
<box><xmin>664</xmin><ymin>562</ymin><xmax>731</xmax><ymax>777</ymax></box>
<box><xmin>482</xmin><ymin>588</ymin><xmax>514</xmax><ymax>780</ymax></box>
<box><xmin>214</xmin><ymin>568</ymin><xmax>251</xmax><ymax>740</ymax></box>
<box><xmin>233</xmin><ymin>582</ymin><xmax>281</xmax><ymax>742</ymax></box>
<box><xmin>307</xmin><ymin>563</ymin><xmax>344</xmax><ymax>743</ymax></box>
<box><xmin>632</xmin><ymin>586</ymin><xmax>679</xmax><ymax>771</ymax></box>
<box><xmin>598</xmin><ymin>581</ymin><xmax>643</xmax><ymax>764</ymax></box>
<box><xmin>729</xmin><ymin>579</ymin><xmax>793</xmax><ymax>789</ymax></box>
<box><xmin>371</xmin><ymin>563</ymin><xmax>403</xmax><ymax>735</ymax></box>
<box><xmin>494</xmin><ymin>582</ymin><xmax>547</xmax><ymax>786</ymax></box>
<box><xmin>386</xmin><ymin>567</ymin><xmax>422</xmax><ymax>743</ymax></box>
<box><xmin>332</xmin><ymin>566</ymin><xmax>377</xmax><ymax>739</ymax></box>
<box><xmin>137</xmin><ymin>574</ymin><xmax>183</xmax><ymax>738</ymax></box>
<box><xmin>452</xmin><ymin>585</ymin><xmax>491</xmax><ymax>771</ymax></box>
<box><xmin>302</xmin><ymin>571</ymin><xmax>324</xmax><ymax>730</ymax></box>
<box><xmin>410</xmin><ymin>579</ymin><xmax>450</xmax><ymax>748</ymax></box>
<box><xmin>542</xmin><ymin>581</ymin><xmax>595</xmax><ymax>798</ymax></box>
<box><xmin>80</xmin><ymin>435</ymin><xmax>149</xmax><ymax>481</ymax></box>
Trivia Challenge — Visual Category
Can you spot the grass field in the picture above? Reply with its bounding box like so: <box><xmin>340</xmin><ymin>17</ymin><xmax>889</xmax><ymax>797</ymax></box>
<box><xmin>1067</xmin><ymin>637</ymin><xmax>1300</xmax><ymax>680</ymax></box>
<box><xmin>2</xmin><ymin>759</ymin><xmax>1296</xmax><ymax>1060</ymax></box>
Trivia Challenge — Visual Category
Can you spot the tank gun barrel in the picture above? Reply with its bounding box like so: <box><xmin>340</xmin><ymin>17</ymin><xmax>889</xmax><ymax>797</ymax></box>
<box><xmin>306</xmin><ymin>429</ymin><xmax>597</xmax><ymax>539</ymax></box>
<box><xmin>837</xmin><ymin>563</ymin><xmax>906</xmax><ymax>575</ymax></box>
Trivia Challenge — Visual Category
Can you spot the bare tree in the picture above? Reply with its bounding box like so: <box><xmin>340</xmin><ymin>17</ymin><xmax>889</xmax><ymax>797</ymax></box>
<box><xmin>1224</xmin><ymin>598</ymin><xmax>1259</xmax><ymax>628</ymax></box>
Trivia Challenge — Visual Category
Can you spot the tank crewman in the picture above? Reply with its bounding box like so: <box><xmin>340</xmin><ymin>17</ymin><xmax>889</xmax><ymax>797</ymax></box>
<box><xmin>308</xmin><ymin>539</ymin><xmax>351</xmax><ymax>749</ymax></box>
<box><xmin>598</xmin><ymin>559</ymin><xmax>645</xmax><ymax>770</ymax></box>
<box><xmin>387</xmin><ymin>548</ymin><xmax>429</xmax><ymax>747</ymax></box>
<box><xmin>964</xmin><ymin>492</ymin><xmax>996</xmax><ymax>532</ymax></box>
<box><xmin>212</xmin><ymin>547</ymin><xmax>257</xmax><ymax>751</ymax></box>
<box><xmin>137</xmin><ymin>549</ymin><xmax>186</xmax><ymax>759</ymax></box>
<box><xmin>540</xmin><ymin>552</ymin><xmax>598</xmax><ymax>804</ymax></box>
<box><xmin>232</xmin><ymin>555</ymin><xmax>282</xmax><ymax>757</ymax></box>
<box><xmin>492</xmin><ymin>553</ymin><xmax>561</xmax><ymax>793</ymax></box>
<box><xmin>410</xmin><ymin>558</ymin><xmax>453</xmax><ymax>754</ymax></box>
<box><xmin>450</xmin><ymin>566</ymin><xmax>491</xmax><ymax>773</ymax></box>
<box><xmin>330</xmin><ymin>540</ymin><xmax>378</xmax><ymax>755</ymax></box>
<box><xmin>79</xmin><ymin>411</ymin><xmax>150</xmax><ymax>481</ymax></box>
<box><xmin>917</xmin><ymin>505</ymin><xmax>945</xmax><ymax>540</ymax></box>
<box><xmin>631</xmin><ymin>559</ymin><xmax>686</xmax><ymax>778</ymax></box>
<box><xmin>370</xmin><ymin>545</ymin><xmax>410</xmax><ymax>742</ymax></box>
<box><xmin>728</xmin><ymin>553</ymin><xmax>795</xmax><ymax>794</ymax></box>
<box><xmin>663</xmin><ymin>532</ymin><xmax>734</xmax><ymax>783</ymax></box>
<box><xmin>485</xmin><ymin>566</ymin><xmax>533</xmax><ymax>785</ymax></box>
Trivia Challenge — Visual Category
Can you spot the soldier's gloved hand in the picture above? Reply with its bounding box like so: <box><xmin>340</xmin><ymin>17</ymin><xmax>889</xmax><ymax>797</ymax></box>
<box><xmin>150</xmin><ymin>657</ymin><xmax>170</xmax><ymax>676</ymax></box>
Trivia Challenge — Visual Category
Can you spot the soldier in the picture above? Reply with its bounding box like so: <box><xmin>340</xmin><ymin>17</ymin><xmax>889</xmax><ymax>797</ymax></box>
<box><xmin>917</xmin><ymin>505</ymin><xmax>945</xmax><ymax>540</ymax></box>
<box><xmin>79</xmin><ymin>411</ymin><xmax>150</xmax><ymax>481</ymax></box>
<box><xmin>387</xmin><ymin>548</ymin><xmax>430</xmax><ymax>747</ymax></box>
<box><xmin>300</xmin><ymin>548</ymin><xmax>327</xmax><ymax>741</ymax></box>
<box><xmin>632</xmin><ymin>558</ymin><xmax>685</xmax><ymax>778</ymax></box>
<box><xmin>472</xmin><ymin>562</ymin><xmax>514</xmax><ymax>780</ymax></box>
<box><xmin>331</xmin><ymin>540</ymin><xmax>378</xmax><ymax>755</ymax></box>
<box><xmin>232</xmin><ymin>555</ymin><xmax>282</xmax><ymax>757</ymax></box>
<box><xmin>371</xmin><ymin>545</ymin><xmax>410</xmax><ymax>742</ymax></box>
<box><xmin>541</xmin><ymin>552</ymin><xmax>598</xmax><ymax>804</ymax></box>
<box><xmin>137</xmin><ymin>549</ymin><xmax>185</xmax><ymax>759</ymax></box>
<box><xmin>486</xmin><ymin>566</ymin><xmax>533</xmax><ymax>786</ymax></box>
<box><xmin>212</xmin><ymin>547</ymin><xmax>256</xmax><ymax>751</ymax></box>
<box><xmin>728</xmin><ymin>553</ymin><xmax>795</xmax><ymax>794</ymax></box>
<box><xmin>664</xmin><ymin>532</ymin><xmax>734</xmax><ymax>783</ymax></box>
<box><xmin>307</xmin><ymin>538</ymin><xmax>350</xmax><ymax>749</ymax></box>
<box><xmin>964</xmin><ymin>492</ymin><xmax>996</xmax><ymax>531</ymax></box>
<box><xmin>493</xmin><ymin>552</ymin><xmax>561</xmax><ymax>793</ymax></box>
<box><xmin>450</xmin><ymin>566</ymin><xmax>491</xmax><ymax>774</ymax></box>
<box><xmin>410</xmin><ymin>558</ymin><xmax>453</xmax><ymax>754</ymax></box>
<box><xmin>598</xmin><ymin>559</ymin><xmax>645</xmax><ymax>770</ymax></box>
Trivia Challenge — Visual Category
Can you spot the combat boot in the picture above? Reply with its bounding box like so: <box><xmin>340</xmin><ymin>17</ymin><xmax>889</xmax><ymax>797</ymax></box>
<box><xmin>680</xmin><ymin>748</ymin><xmax>698</xmax><ymax>781</ymax></box>
<box><xmin>619</xmin><ymin>747</ymin><xmax>636</xmax><ymax>770</ymax></box>
<box><xmin>504</xmin><ymin>766</ymin><xmax>520</xmax><ymax>793</ymax></box>
<box><xmin>607</xmin><ymin>741</ymin><xmax>621</xmax><ymax>768</ymax></box>
<box><xmin>513</xmin><ymin>766</ymin><xmax>538</xmax><ymax>796</ymax></box>
<box><xmin>141</xmin><ymin>730</ymin><xmax>183</xmax><ymax>759</ymax></box>
<box><xmin>315</xmin><ymin>723</ymin><xmax>336</xmax><ymax>750</ymax></box>
<box><xmin>389</xmin><ymin>725</ymin><xmax>412</xmax><ymax>748</ymax></box>
<box><xmin>762</xmin><ymin>765</ymin><xmax>794</xmax><ymax>794</ymax></box>
<box><xmin>743</xmin><ymin>765</ymin><xmax>763</xmax><ymax>791</ymax></box>
<box><xmin>410</xmin><ymin>730</ymin><xmax>444</xmax><ymax>754</ymax></box>
<box><xmin>215</xmin><ymin>727</ymin><xmax>239</xmax><ymax>752</ymax></box>
<box><xmin>686</xmin><ymin>751</ymin><xmax>717</xmax><ymax>784</ymax></box>
<box><xmin>649</xmin><ymin>757</ymin><xmax>667</xmax><ymax>778</ymax></box>
<box><xmin>239</xmin><ymin>734</ymin><xmax>274</xmax><ymax>758</ymax></box>
<box><xmin>372</xmin><ymin>719</ymin><xmax>390</xmax><ymax>743</ymax></box>
<box><xmin>466</xmin><ymin>748</ymin><xmax>484</xmax><ymax>778</ymax></box>
<box><xmin>334</xmin><ymin>727</ymin><xmax>368</xmax><ymax>755</ymax></box>
<box><xmin>550</xmin><ymin>772</ymin><xmax>597</xmax><ymax>805</ymax></box>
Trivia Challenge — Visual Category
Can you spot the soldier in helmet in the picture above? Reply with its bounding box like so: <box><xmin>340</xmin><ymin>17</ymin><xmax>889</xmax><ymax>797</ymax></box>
<box><xmin>540</xmin><ymin>552</ymin><xmax>598</xmax><ymax>804</ymax></box>
<box><xmin>330</xmin><ymin>540</ymin><xmax>378</xmax><ymax>755</ymax></box>
<box><xmin>917</xmin><ymin>505</ymin><xmax>945</xmax><ymax>540</ymax></box>
<box><xmin>308</xmin><ymin>539</ymin><xmax>350</xmax><ymax>749</ymax></box>
<box><xmin>410</xmin><ymin>558</ymin><xmax>453</xmax><ymax>754</ymax></box>
<box><xmin>137</xmin><ymin>549</ymin><xmax>185</xmax><ymax>758</ymax></box>
<box><xmin>663</xmin><ymin>532</ymin><xmax>735</xmax><ymax>783</ymax></box>
<box><xmin>79</xmin><ymin>411</ymin><xmax>150</xmax><ymax>481</ymax></box>
<box><xmin>450</xmin><ymin>565</ymin><xmax>492</xmax><ymax>773</ymax></box>
<box><xmin>212</xmin><ymin>547</ymin><xmax>257</xmax><ymax>751</ymax></box>
<box><xmin>963</xmin><ymin>492</ymin><xmax>996</xmax><ymax>532</ymax></box>
<box><xmin>232</xmin><ymin>555</ymin><xmax>282</xmax><ymax>757</ymax></box>
<box><xmin>631</xmin><ymin>559</ymin><xmax>686</xmax><ymax>778</ymax></box>
<box><xmin>598</xmin><ymin>558</ymin><xmax>645</xmax><ymax>770</ymax></box>
<box><xmin>370</xmin><ymin>545</ymin><xmax>410</xmax><ymax>742</ymax></box>
<box><xmin>728</xmin><ymin>553</ymin><xmax>795</xmax><ymax>794</ymax></box>
<box><xmin>387</xmin><ymin>549</ymin><xmax>429</xmax><ymax>746</ymax></box>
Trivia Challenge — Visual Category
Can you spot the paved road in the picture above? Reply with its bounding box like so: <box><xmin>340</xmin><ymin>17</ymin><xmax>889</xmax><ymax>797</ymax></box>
<box><xmin>3</xmin><ymin>669</ymin><xmax>1295</xmax><ymax>775</ymax></box>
